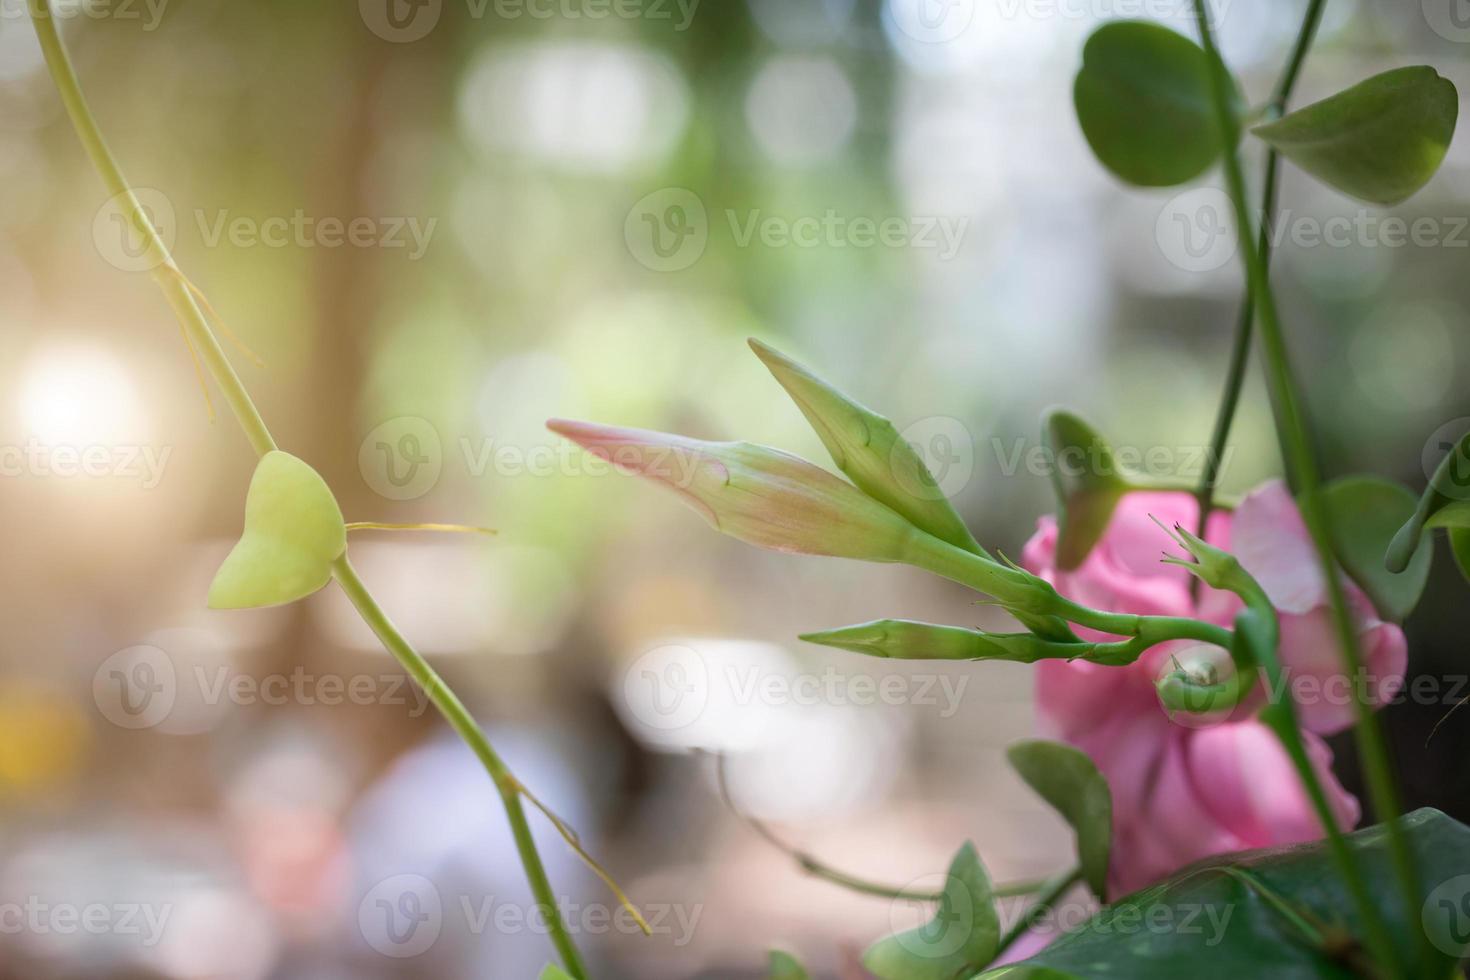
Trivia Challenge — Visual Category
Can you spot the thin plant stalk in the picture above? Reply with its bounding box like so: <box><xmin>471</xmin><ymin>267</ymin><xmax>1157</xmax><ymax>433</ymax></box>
<box><xmin>27</xmin><ymin>3</ymin><xmax>590</xmax><ymax>974</ymax></box>
<box><xmin>1190</xmin><ymin>0</ymin><xmax>1419</xmax><ymax>974</ymax></box>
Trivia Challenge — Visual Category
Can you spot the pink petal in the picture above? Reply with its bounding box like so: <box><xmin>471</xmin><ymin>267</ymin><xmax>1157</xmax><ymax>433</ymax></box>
<box><xmin>1231</xmin><ymin>480</ymin><xmax>1325</xmax><ymax>615</ymax></box>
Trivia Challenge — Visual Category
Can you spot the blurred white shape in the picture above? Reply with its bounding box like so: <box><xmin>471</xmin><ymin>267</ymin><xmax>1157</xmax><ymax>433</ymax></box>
<box><xmin>315</xmin><ymin>540</ymin><xmax>573</xmax><ymax>657</ymax></box>
<box><xmin>744</xmin><ymin>55</ymin><xmax>856</xmax><ymax>167</ymax></box>
<box><xmin>723</xmin><ymin>707</ymin><xmax>903</xmax><ymax>821</ymax></box>
<box><xmin>457</xmin><ymin>41</ymin><xmax>689</xmax><ymax>174</ymax></box>
<box><xmin>474</xmin><ymin>347</ymin><xmax>573</xmax><ymax>454</ymax></box>
<box><xmin>152</xmin><ymin>887</ymin><xmax>277</xmax><ymax>980</ymax></box>
<box><xmin>18</xmin><ymin>341</ymin><xmax>149</xmax><ymax>447</ymax></box>
<box><xmin>746</xmin><ymin>0</ymin><xmax>855</xmax><ymax>45</ymax></box>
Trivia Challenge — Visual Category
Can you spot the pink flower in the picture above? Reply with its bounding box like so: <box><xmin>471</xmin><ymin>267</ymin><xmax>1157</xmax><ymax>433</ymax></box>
<box><xmin>1021</xmin><ymin>481</ymin><xmax>1406</xmax><ymax>897</ymax></box>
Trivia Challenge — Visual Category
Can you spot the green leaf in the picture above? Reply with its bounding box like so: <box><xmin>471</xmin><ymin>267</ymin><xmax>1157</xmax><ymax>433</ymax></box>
<box><xmin>977</xmin><ymin>969</ymin><xmax>1081</xmax><ymax>980</ymax></box>
<box><xmin>1252</xmin><ymin>66</ymin><xmax>1458</xmax><ymax>205</ymax></box>
<box><xmin>1044</xmin><ymin>410</ymin><xmax>1132</xmax><ymax>571</ymax></box>
<box><xmin>1006</xmin><ymin>740</ymin><xmax>1113</xmax><ymax>899</ymax></box>
<box><xmin>863</xmin><ymin>842</ymin><xmax>999</xmax><ymax>980</ymax></box>
<box><xmin>1317</xmin><ymin>477</ymin><xmax>1429</xmax><ymax>622</ymax></box>
<box><xmin>1450</xmin><ymin>528</ymin><xmax>1470</xmax><ymax>587</ymax></box>
<box><xmin>1073</xmin><ymin>20</ymin><xmax>1242</xmax><ymax>186</ymax></box>
<box><xmin>538</xmin><ymin>966</ymin><xmax>575</xmax><ymax>980</ymax></box>
<box><xmin>986</xmin><ymin>808</ymin><xmax>1470</xmax><ymax>979</ymax></box>
<box><xmin>748</xmin><ymin>338</ymin><xmax>985</xmax><ymax>556</ymax></box>
<box><xmin>207</xmin><ymin>451</ymin><xmax>346</xmax><ymax>609</ymax></box>
<box><xmin>1389</xmin><ymin>425</ymin><xmax>1470</xmax><ymax>572</ymax></box>
<box><xmin>767</xmin><ymin>950</ymin><xmax>810</xmax><ymax>980</ymax></box>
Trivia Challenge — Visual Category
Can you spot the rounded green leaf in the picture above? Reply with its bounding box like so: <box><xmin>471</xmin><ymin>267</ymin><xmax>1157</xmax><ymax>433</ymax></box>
<box><xmin>1317</xmin><ymin>476</ymin><xmax>1430</xmax><ymax>622</ymax></box>
<box><xmin>1006</xmin><ymin>740</ymin><xmax>1112</xmax><ymax>900</ymax></box>
<box><xmin>1074</xmin><ymin>20</ymin><xmax>1242</xmax><ymax>186</ymax></box>
<box><xmin>538</xmin><ymin>966</ymin><xmax>575</xmax><ymax>980</ymax></box>
<box><xmin>207</xmin><ymin>451</ymin><xmax>347</xmax><ymax>609</ymax></box>
<box><xmin>1252</xmin><ymin>66</ymin><xmax>1459</xmax><ymax>205</ymax></box>
<box><xmin>1043</xmin><ymin>409</ymin><xmax>1131</xmax><ymax>571</ymax></box>
<box><xmin>863</xmin><ymin>842</ymin><xmax>998</xmax><ymax>980</ymax></box>
<box><xmin>1450</xmin><ymin>528</ymin><xmax>1470</xmax><ymax>587</ymax></box>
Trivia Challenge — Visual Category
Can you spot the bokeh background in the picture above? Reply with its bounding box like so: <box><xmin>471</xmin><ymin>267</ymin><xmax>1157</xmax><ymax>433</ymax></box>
<box><xmin>2</xmin><ymin>0</ymin><xmax>1469</xmax><ymax>975</ymax></box>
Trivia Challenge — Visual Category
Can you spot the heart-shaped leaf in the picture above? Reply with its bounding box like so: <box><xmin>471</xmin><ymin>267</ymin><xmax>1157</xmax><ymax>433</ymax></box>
<box><xmin>1007</xmin><ymin>740</ymin><xmax>1113</xmax><ymax>899</ymax></box>
<box><xmin>863</xmin><ymin>842</ymin><xmax>999</xmax><ymax>980</ymax></box>
<box><xmin>1074</xmin><ymin>20</ymin><xmax>1242</xmax><ymax>186</ymax></box>
<box><xmin>767</xmin><ymin>950</ymin><xmax>809</xmax><ymax>979</ymax></box>
<box><xmin>1252</xmin><ymin>66</ymin><xmax>1459</xmax><ymax>205</ymax></box>
<box><xmin>538</xmin><ymin>966</ymin><xmax>575</xmax><ymax>980</ymax></box>
<box><xmin>1317</xmin><ymin>476</ymin><xmax>1430</xmax><ymax>622</ymax></box>
<box><xmin>982</xmin><ymin>808</ymin><xmax>1470</xmax><ymax>979</ymax></box>
<box><xmin>208</xmin><ymin>451</ymin><xmax>346</xmax><ymax>609</ymax></box>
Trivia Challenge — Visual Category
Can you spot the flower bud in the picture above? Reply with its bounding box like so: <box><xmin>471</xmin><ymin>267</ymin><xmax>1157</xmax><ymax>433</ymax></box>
<box><xmin>800</xmin><ymin>618</ymin><xmax>1137</xmax><ymax>665</ymax></box>
<box><xmin>547</xmin><ymin>419</ymin><xmax>926</xmax><ymax>563</ymax></box>
<box><xmin>748</xmin><ymin>338</ymin><xmax>985</xmax><ymax>555</ymax></box>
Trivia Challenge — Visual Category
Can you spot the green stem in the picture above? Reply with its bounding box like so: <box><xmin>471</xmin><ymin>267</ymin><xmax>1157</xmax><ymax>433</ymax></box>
<box><xmin>992</xmin><ymin>866</ymin><xmax>1083</xmax><ymax>962</ymax></box>
<box><xmin>28</xmin><ymin>4</ymin><xmax>589</xmax><ymax>974</ymax></box>
<box><xmin>1193</xmin><ymin>0</ymin><xmax>1326</xmax><ymax>541</ymax></box>
<box><xmin>333</xmin><ymin>557</ymin><xmax>589</xmax><ymax>977</ymax></box>
<box><xmin>1190</xmin><ymin>2</ymin><xmax>1417</xmax><ymax>975</ymax></box>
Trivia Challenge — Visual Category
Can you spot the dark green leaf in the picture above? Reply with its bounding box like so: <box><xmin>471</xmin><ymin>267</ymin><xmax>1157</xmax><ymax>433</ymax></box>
<box><xmin>1044</xmin><ymin>410</ymin><xmax>1132</xmax><ymax>571</ymax></box>
<box><xmin>1074</xmin><ymin>21</ymin><xmax>1242</xmax><ymax>186</ymax></box>
<box><xmin>1450</xmin><ymin>528</ymin><xmax>1470</xmax><ymax>586</ymax></box>
<box><xmin>978</xmin><ymin>969</ymin><xmax>1081</xmax><ymax>980</ymax></box>
<box><xmin>1006</xmin><ymin>741</ymin><xmax>1112</xmax><ymax>899</ymax></box>
<box><xmin>863</xmin><ymin>842</ymin><xmax>999</xmax><ymax>980</ymax></box>
<box><xmin>1252</xmin><ymin>66</ymin><xmax>1458</xmax><ymax>205</ymax></box>
<box><xmin>1317</xmin><ymin>477</ymin><xmax>1429</xmax><ymax>621</ymax></box>
<box><xmin>983</xmin><ymin>808</ymin><xmax>1470</xmax><ymax>979</ymax></box>
<box><xmin>1388</xmin><ymin>425</ymin><xmax>1470</xmax><ymax>571</ymax></box>
<box><xmin>768</xmin><ymin>950</ymin><xmax>809</xmax><ymax>980</ymax></box>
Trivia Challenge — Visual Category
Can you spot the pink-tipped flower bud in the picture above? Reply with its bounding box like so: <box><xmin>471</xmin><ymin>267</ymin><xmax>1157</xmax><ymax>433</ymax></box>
<box><xmin>548</xmin><ymin>419</ymin><xmax>926</xmax><ymax>564</ymax></box>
